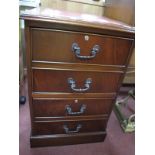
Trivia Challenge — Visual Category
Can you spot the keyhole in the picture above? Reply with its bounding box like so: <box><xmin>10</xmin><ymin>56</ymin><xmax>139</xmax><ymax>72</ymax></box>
<box><xmin>84</xmin><ymin>35</ymin><xmax>89</xmax><ymax>41</ymax></box>
<box><xmin>74</xmin><ymin>99</ymin><xmax>78</xmax><ymax>103</ymax></box>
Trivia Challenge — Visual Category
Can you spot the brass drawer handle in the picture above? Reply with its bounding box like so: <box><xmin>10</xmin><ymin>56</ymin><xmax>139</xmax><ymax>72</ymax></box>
<box><xmin>66</xmin><ymin>104</ymin><xmax>86</xmax><ymax>115</ymax></box>
<box><xmin>63</xmin><ymin>124</ymin><xmax>82</xmax><ymax>134</ymax></box>
<box><xmin>72</xmin><ymin>43</ymin><xmax>100</xmax><ymax>59</ymax></box>
<box><xmin>68</xmin><ymin>78</ymin><xmax>92</xmax><ymax>92</ymax></box>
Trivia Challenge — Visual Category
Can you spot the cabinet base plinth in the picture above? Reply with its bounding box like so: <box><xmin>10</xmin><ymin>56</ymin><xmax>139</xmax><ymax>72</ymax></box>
<box><xmin>30</xmin><ymin>132</ymin><xmax>106</xmax><ymax>147</ymax></box>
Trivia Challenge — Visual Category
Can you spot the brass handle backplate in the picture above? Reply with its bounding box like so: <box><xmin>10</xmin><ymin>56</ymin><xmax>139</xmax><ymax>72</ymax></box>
<box><xmin>68</xmin><ymin>78</ymin><xmax>92</xmax><ymax>92</ymax></box>
<box><xmin>66</xmin><ymin>104</ymin><xmax>86</xmax><ymax>115</ymax></box>
<box><xmin>72</xmin><ymin>43</ymin><xmax>100</xmax><ymax>59</ymax></box>
<box><xmin>63</xmin><ymin>124</ymin><xmax>82</xmax><ymax>134</ymax></box>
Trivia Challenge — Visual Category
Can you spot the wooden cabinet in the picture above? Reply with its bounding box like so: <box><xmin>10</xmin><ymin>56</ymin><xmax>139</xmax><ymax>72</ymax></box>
<box><xmin>20</xmin><ymin>7</ymin><xmax>134</xmax><ymax>147</ymax></box>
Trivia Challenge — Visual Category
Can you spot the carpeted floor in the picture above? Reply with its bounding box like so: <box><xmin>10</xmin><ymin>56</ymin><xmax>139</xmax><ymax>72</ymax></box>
<box><xmin>19</xmin><ymin>78</ymin><xmax>135</xmax><ymax>155</ymax></box>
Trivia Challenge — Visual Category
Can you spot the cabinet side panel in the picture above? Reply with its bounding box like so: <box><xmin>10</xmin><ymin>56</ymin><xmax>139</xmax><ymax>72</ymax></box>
<box><xmin>25</xmin><ymin>22</ymin><xmax>34</xmax><ymax>127</ymax></box>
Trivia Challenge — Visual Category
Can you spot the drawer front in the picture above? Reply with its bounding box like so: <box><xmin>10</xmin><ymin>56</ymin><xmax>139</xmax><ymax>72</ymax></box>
<box><xmin>33</xmin><ymin>98</ymin><xmax>114</xmax><ymax>117</ymax></box>
<box><xmin>32</xmin><ymin>69</ymin><xmax>122</xmax><ymax>93</ymax></box>
<box><xmin>31</xmin><ymin>28</ymin><xmax>133</xmax><ymax>66</ymax></box>
<box><xmin>32</xmin><ymin>119</ymin><xmax>107</xmax><ymax>135</ymax></box>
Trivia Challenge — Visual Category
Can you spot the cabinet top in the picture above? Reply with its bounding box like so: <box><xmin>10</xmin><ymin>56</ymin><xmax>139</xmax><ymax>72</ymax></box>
<box><xmin>20</xmin><ymin>7</ymin><xmax>134</xmax><ymax>37</ymax></box>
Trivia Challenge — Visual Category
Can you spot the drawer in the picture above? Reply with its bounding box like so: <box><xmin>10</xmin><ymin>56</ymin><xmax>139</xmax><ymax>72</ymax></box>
<box><xmin>31</xmin><ymin>28</ymin><xmax>133</xmax><ymax>66</ymax></box>
<box><xmin>33</xmin><ymin>98</ymin><xmax>114</xmax><ymax>117</ymax></box>
<box><xmin>32</xmin><ymin>69</ymin><xmax>122</xmax><ymax>93</ymax></box>
<box><xmin>32</xmin><ymin>119</ymin><xmax>107</xmax><ymax>135</ymax></box>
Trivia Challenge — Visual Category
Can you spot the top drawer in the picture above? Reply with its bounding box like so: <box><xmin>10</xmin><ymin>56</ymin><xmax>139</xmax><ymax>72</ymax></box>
<box><xmin>31</xmin><ymin>28</ymin><xmax>133</xmax><ymax>66</ymax></box>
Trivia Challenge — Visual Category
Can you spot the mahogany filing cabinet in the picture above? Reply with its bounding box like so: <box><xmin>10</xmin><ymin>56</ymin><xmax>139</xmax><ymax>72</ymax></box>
<box><xmin>20</xmin><ymin>8</ymin><xmax>135</xmax><ymax>147</ymax></box>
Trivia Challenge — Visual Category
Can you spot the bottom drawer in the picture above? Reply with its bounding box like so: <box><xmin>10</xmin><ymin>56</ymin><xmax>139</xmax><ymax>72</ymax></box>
<box><xmin>32</xmin><ymin>119</ymin><xmax>107</xmax><ymax>135</ymax></box>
